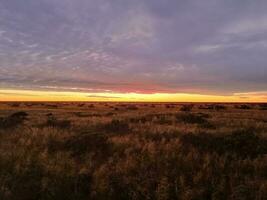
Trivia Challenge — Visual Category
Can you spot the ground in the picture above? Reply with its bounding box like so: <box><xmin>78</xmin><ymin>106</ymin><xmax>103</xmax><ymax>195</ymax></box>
<box><xmin>0</xmin><ymin>102</ymin><xmax>267</xmax><ymax>200</ymax></box>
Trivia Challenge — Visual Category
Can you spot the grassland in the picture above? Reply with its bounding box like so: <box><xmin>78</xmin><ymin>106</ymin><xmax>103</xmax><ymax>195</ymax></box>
<box><xmin>0</xmin><ymin>102</ymin><xmax>267</xmax><ymax>200</ymax></box>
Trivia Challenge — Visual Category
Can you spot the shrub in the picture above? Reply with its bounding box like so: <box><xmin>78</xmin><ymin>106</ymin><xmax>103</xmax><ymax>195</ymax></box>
<box><xmin>49</xmin><ymin>133</ymin><xmax>111</xmax><ymax>159</ymax></box>
<box><xmin>196</xmin><ymin>112</ymin><xmax>211</xmax><ymax>118</ymax></box>
<box><xmin>126</xmin><ymin>105</ymin><xmax>138</xmax><ymax>110</ymax></box>
<box><xmin>199</xmin><ymin>122</ymin><xmax>215</xmax><ymax>129</ymax></box>
<box><xmin>198</xmin><ymin>104</ymin><xmax>213</xmax><ymax>110</ymax></box>
<box><xmin>231</xmin><ymin>185</ymin><xmax>255</xmax><ymax>200</ymax></box>
<box><xmin>46</xmin><ymin>104</ymin><xmax>58</xmax><ymax>108</ymax></box>
<box><xmin>10</xmin><ymin>111</ymin><xmax>28</xmax><ymax>119</ymax></box>
<box><xmin>214</xmin><ymin>104</ymin><xmax>227</xmax><ymax>110</ymax></box>
<box><xmin>176</xmin><ymin>113</ymin><xmax>208</xmax><ymax>124</ymax></box>
<box><xmin>199</xmin><ymin>104</ymin><xmax>226</xmax><ymax>110</ymax></box>
<box><xmin>259</xmin><ymin>103</ymin><xmax>267</xmax><ymax>110</ymax></box>
<box><xmin>74</xmin><ymin>112</ymin><xmax>102</xmax><ymax>117</ymax></box>
<box><xmin>129</xmin><ymin>116</ymin><xmax>151</xmax><ymax>124</ymax></box>
<box><xmin>102</xmin><ymin>120</ymin><xmax>130</xmax><ymax>134</ymax></box>
<box><xmin>46</xmin><ymin>113</ymin><xmax>53</xmax><ymax>117</ymax></box>
<box><xmin>165</xmin><ymin>104</ymin><xmax>175</xmax><ymax>109</ymax></box>
<box><xmin>235</xmin><ymin>104</ymin><xmax>251</xmax><ymax>110</ymax></box>
<box><xmin>140</xmin><ymin>131</ymin><xmax>180</xmax><ymax>142</ymax></box>
<box><xmin>180</xmin><ymin>128</ymin><xmax>267</xmax><ymax>158</ymax></box>
<box><xmin>155</xmin><ymin>115</ymin><xmax>173</xmax><ymax>125</ymax></box>
<box><xmin>10</xmin><ymin>103</ymin><xmax>20</xmax><ymax>107</ymax></box>
<box><xmin>105</xmin><ymin>112</ymin><xmax>115</xmax><ymax>116</ymax></box>
<box><xmin>45</xmin><ymin>116</ymin><xmax>71</xmax><ymax>129</ymax></box>
<box><xmin>180</xmin><ymin>104</ymin><xmax>194</xmax><ymax>112</ymax></box>
<box><xmin>0</xmin><ymin>111</ymin><xmax>28</xmax><ymax>130</ymax></box>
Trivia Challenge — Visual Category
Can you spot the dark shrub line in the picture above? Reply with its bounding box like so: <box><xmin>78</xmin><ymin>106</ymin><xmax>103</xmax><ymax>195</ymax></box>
<box><xmin>180</xmin><ymin>128</ymin><xmax>267</xmax><ymax>158</ymax></box>
<box><xmin>235</xmin><ymin>104</ymin><xmax>252</xmax><ymax>110</ymax></box>
<box><xmin>199</xmin><ymin>104</ymin><xmax>226</xmax><ymax>110</ymax></box>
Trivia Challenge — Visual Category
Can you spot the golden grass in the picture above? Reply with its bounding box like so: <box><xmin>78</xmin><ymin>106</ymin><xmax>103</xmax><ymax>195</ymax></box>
<box><xmin>0</xmin><ymin>102</ymin><xmax>267</xmax><ymax>199</ymax></box>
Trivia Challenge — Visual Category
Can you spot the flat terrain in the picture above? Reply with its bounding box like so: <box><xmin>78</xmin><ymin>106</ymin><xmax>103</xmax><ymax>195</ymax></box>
<box><xmin>0</xmin><ymin>102</ymin><xmax>267</xmax><ymax>200</ymax></box>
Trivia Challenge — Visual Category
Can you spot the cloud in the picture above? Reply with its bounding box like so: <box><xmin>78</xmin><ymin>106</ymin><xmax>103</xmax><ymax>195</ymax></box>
<box><xmin>87</xmin><ymin>95</ymin><xmax>121</xmax><ymax>99</ymax></box>
<box><xmin>0</xmin><ymin>0</ymin><xmax>266</xmax><ymax>96</ymax></box>
<box><xmin>223</xmin><ymin>16</ymin><xmax>267</xmax><ymax>35</ymax></box>
<box><xmin>0</xmin><ymin>91</ymin><xmax>39</xmax><ymax>97</ymax></box>
<box><xmin>234</xmin><ymin>91</ymin><xmax>267</xmax><ymax>97</ymax></box>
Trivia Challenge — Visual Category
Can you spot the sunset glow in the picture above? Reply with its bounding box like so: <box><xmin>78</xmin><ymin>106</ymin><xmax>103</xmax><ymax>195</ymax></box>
<box><xmin>0</xmin><ymin>89</ymin><xmax>265</xmax><ymax>102</ymax></box>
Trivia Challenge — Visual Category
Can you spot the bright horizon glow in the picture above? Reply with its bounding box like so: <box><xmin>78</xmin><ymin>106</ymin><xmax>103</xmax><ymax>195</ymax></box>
<box><xmin>0</xmin><ymin>89</ymin><xmax>265</xmax><ymax>102</ymax></box>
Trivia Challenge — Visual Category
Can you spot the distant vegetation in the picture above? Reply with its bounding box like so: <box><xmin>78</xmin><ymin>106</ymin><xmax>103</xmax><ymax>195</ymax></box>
<box><xmin>0</xmin><ymin>102</ymin><xmax>267</xmax><ymax>200</ymax></box>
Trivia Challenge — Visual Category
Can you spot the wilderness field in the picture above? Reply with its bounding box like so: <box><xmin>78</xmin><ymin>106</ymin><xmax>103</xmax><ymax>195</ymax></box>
<box><xmin>0</xmin><ymin>102</ymin><xmax>267</xmax><ymax>200</ymax></box>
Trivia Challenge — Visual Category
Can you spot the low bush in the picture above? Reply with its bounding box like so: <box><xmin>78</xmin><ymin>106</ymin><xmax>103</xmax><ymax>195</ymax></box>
<box><xmin>176</xmin><ymin>113</ymin><xmax>208</xmax><ymax>124</ymax></box>
<box><xmin>10</xmin><ymin>103</ymin><xmax>20</xmax><ymax>107</ymax></box>
<box><xmin>129</xmin><ymin>116</ymin><xmax>150</xmax><ymax>123</ymax></box>
<box><xmin>46</xmin><ymin>104</ymin><xmax>58</xmax><ymax>109</ymax></box>
<box><xmin>49</xmin><ymin>133</ymin><xmax>111</xmax><ymax>159</ymax></box>
<box><xmin>214</xmin><ymin>104</ymin><xmax>227</xmax><ymax>110</ymax></box>
<box><xmin>0</xmin><ymin>111</ymin><xmax>28</xmax><ymax>130</ymax></box>
<box><xmin>101</xmin><ymin>120</ymin><xmax>130</xmax><ymax>134</ymax></box>
<box><xmin>180</xmin><ymin>104</ymin><xmax>194</xmax><ymax>112</ymax></box>
<box><xmin>259</xmin><ymin>103</ymin><xmax>267</xmax><ymax>110</ymax></box>
<box><xmin>155</xmin><ymin>115</ymin><xmax>173</xmax><ymax>125</ymax></box>
<box><xmin>180</xmin><ymin>128</ymin><xmax>267</xmax><ymax>158</ymax></box>
<box><xmin>235</xmin><ymin>104</ymin><xmax>251</xmax><ymax>110</ymax></box>
<box><xmin>126</xmin><ymin>105</ymin><xmax>138</xmax><ymax>110</ymax></box>
<box><xmin>45</xmin><ymin>116</ymin><xmax>71</xmax><ymax>129</ymax></box>
<box><xmin>165</xmin><ymin>104</ymin><xmax>175</xmax><ymax>109</ymax></box>
<box><xmin>199</xmin><ymin>104</ymin><xmax>226</xmax><ymax>110</ymax></box>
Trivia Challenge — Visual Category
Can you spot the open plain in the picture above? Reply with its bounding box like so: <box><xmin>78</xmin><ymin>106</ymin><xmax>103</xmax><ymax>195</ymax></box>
<box><xmin>0</xmin><ymin>102</ymin><xmax>267</xmax><ymax>199</ymax></box>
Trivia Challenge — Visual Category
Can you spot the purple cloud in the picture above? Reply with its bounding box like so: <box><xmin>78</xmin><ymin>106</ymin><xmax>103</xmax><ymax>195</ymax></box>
<box><xmin>0</xmin><ymin>0</ymin><xmax>266</xmax><ymax>95</ymax></box>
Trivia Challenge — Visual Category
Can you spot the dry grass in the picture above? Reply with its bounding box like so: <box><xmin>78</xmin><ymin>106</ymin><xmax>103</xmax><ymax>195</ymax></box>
<box><xmin>0</xmin><ymin>102</ymin><xmax>267</xmax><ymax>200</ymax></box>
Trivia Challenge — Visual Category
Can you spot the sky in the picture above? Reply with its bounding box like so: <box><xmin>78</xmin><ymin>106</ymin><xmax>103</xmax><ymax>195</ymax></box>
<box><xmin>0</xmin><ymin>0</ymin><xmax>266</xmax><ymax>102</ymax></box>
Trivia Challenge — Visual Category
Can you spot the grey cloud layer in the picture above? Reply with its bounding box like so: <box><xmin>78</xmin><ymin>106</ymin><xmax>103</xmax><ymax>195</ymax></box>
<box><xmin>0</xmin><ymin>0</ymin><xmax>266</xmax><ymax>94</ymax></box>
